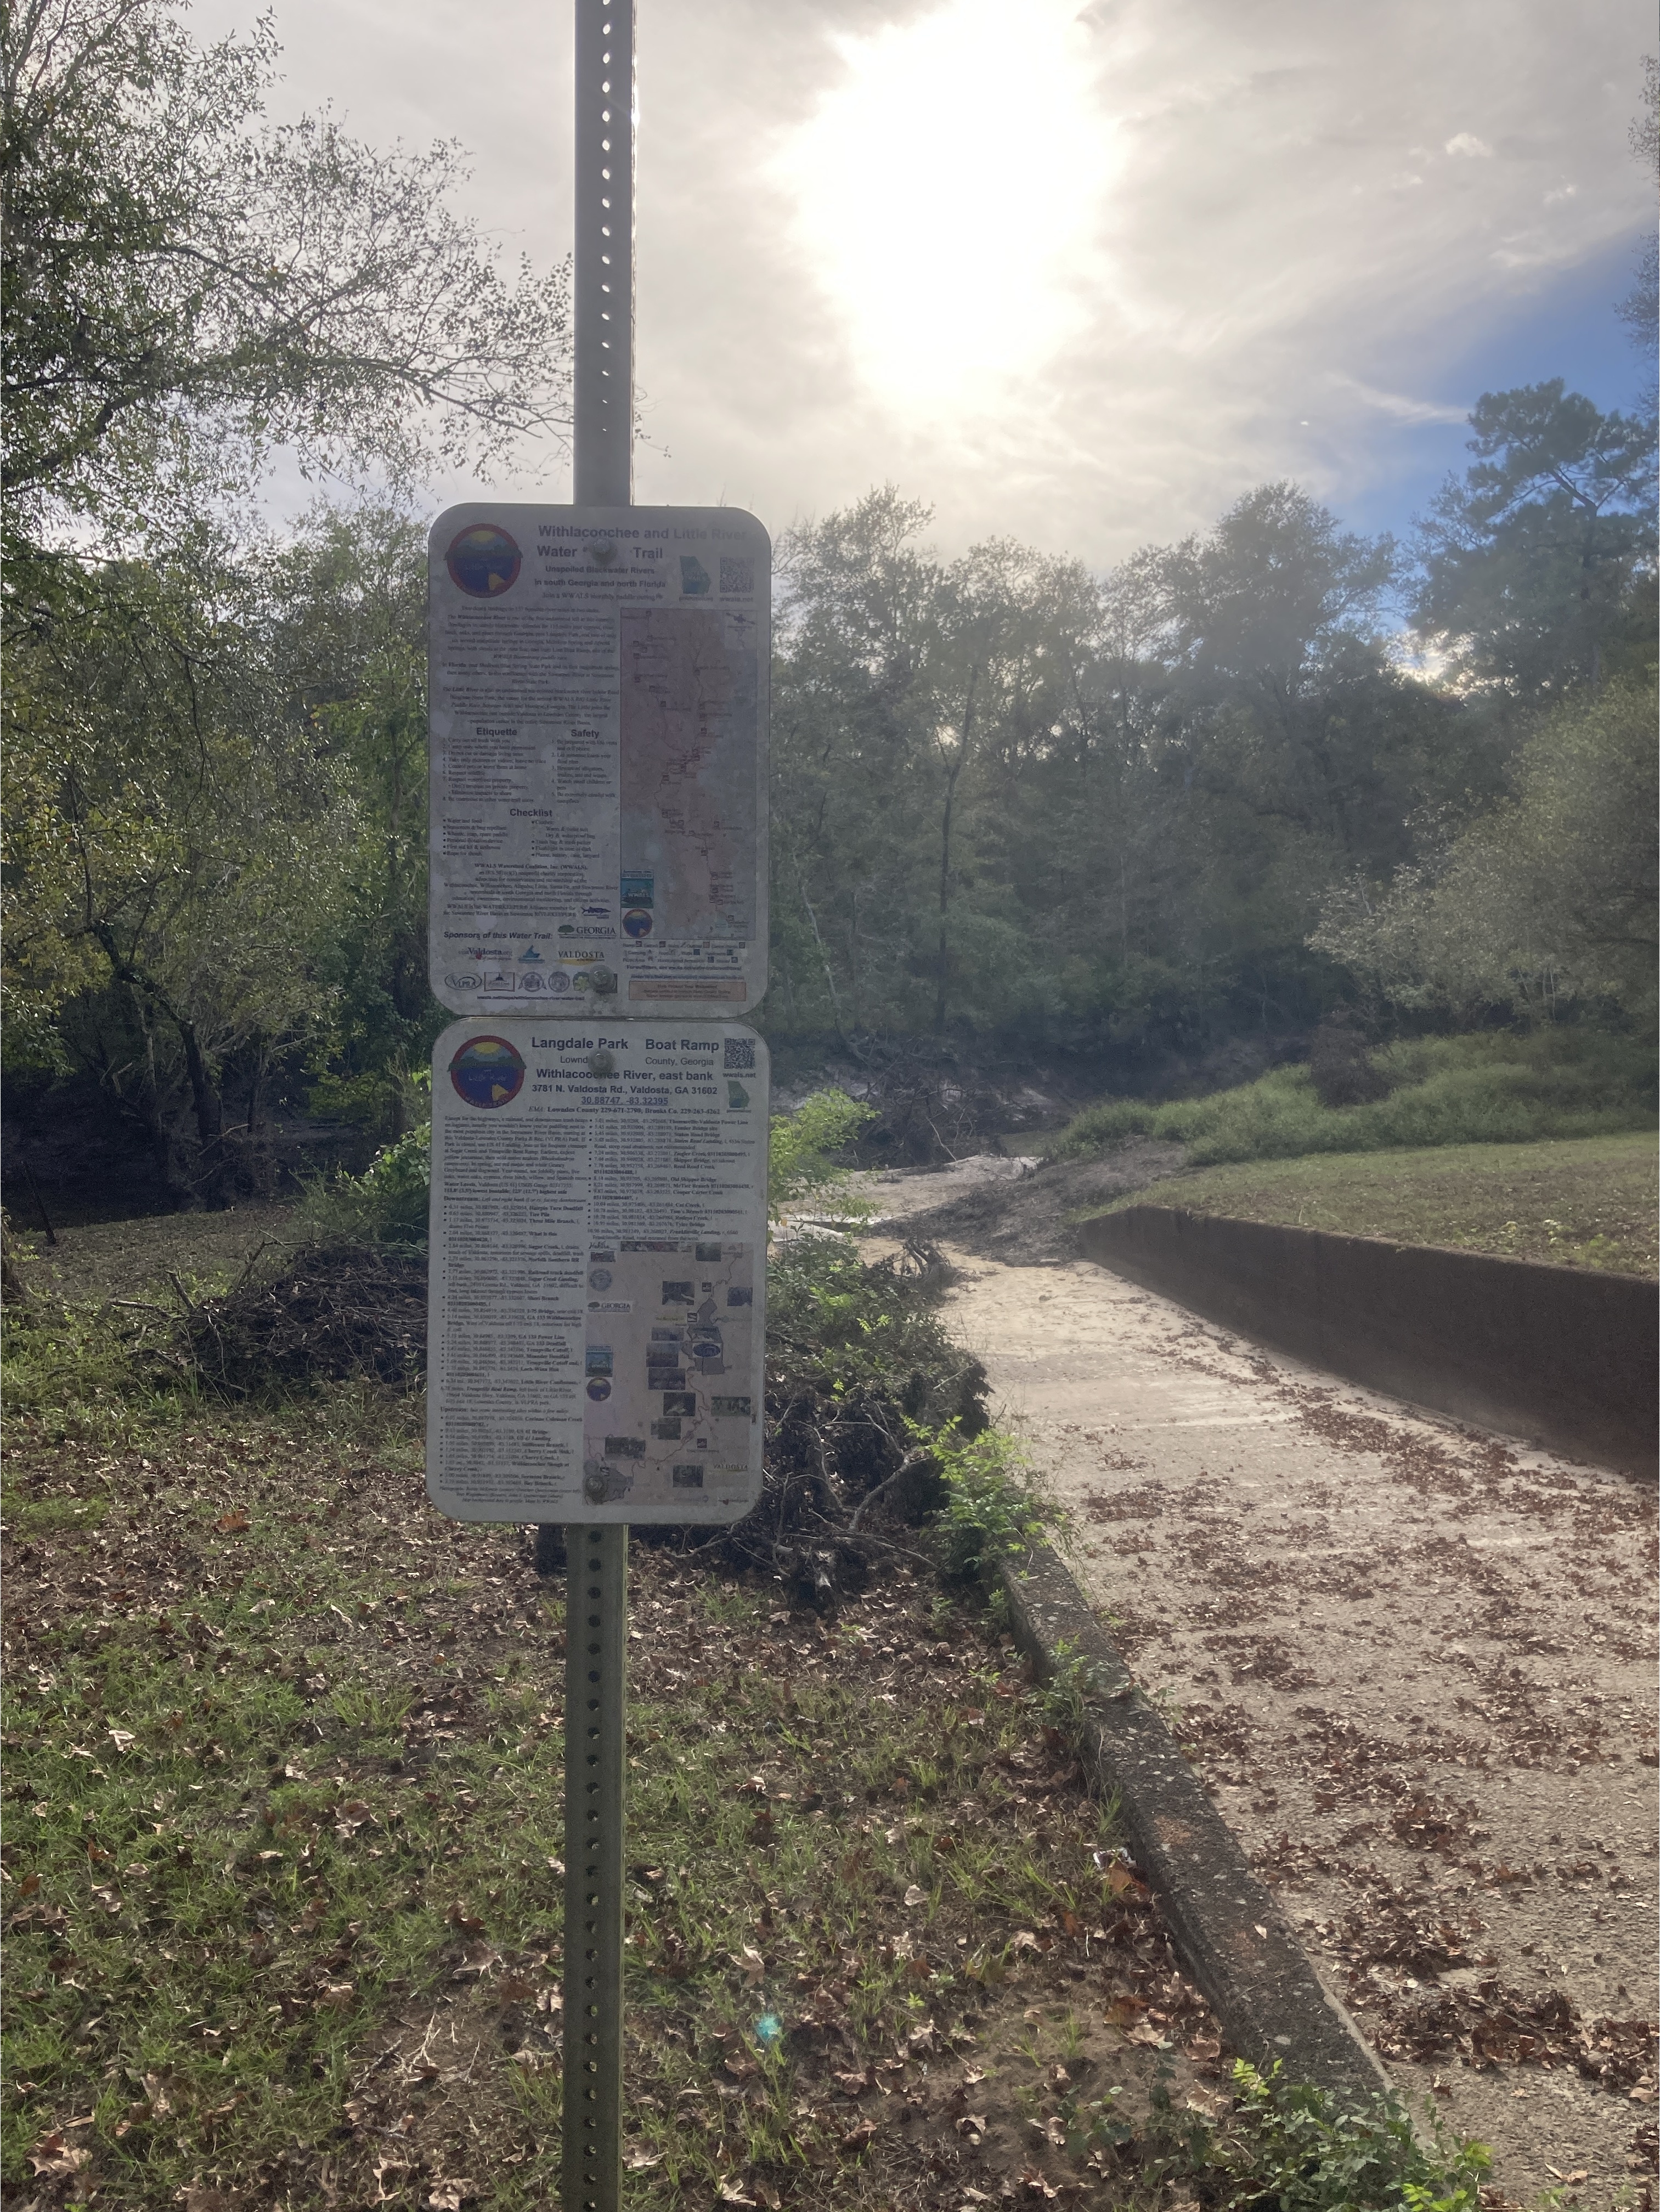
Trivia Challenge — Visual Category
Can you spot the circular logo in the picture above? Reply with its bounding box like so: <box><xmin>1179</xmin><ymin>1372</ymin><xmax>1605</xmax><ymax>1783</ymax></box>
<box><xmin>448</xmin><ymin>1034</ymin><xmax>526</xmax><ymax>1108</ymax></box>
<box><xmin>445</xmin><ymin>523</ymin><xmax>522</xmax><ymax>599</ymax></box>
<box><xmin>586</xmin><ymin>1378</ymin><xmax>612</xmax><ymax>1402</ymax></box>
<box><xmin>589</xmin><ymin>1268</ymin><xmax>613</xmax><ymax>1290</ymax></box>
<box><xmin>546</xmin><ymin>969</ymin><xmax>571</xmax><ymax>994</ymax></box>
<box><xmin>518</xmin><ymin>969</ymin><xmax>546</xmax><ymax>991</ymax></box>
<box><xmin>623</xmin><ymin>907</ymin><xmax>654</xmax><ymax>939</ymax></box>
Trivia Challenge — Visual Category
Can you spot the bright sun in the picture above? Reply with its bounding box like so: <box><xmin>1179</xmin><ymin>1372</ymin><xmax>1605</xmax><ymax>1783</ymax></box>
<box><xmin>773</xmin><ymin>0</ymin><xmax>1117</xmax><ymax>410</ymax></box>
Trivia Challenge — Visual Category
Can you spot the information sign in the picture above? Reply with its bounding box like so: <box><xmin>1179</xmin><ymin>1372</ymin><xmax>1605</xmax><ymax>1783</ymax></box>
<box><xmin>428</xmin><ymin>504</ymin><xmax>769</xmax><ymax>1020</ymax></box>
<box><xmin>426</xmin><ymin>1018</ymin><xmax>769</xmax><ymax>1526</ymax></box>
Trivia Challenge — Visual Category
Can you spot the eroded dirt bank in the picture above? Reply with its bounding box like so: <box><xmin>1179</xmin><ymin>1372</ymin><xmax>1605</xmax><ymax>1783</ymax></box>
<box><xmin>867</xmin><ymin>1165</ymin><xmax>1658</xmax><ymax>2207</ymax></box>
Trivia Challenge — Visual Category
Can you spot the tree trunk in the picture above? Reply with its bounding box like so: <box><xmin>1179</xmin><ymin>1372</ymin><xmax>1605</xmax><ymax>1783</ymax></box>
<box><xmin>933</xmin><ymin>672</ymin><xmax>977</xmax><ymax>1033</ymax></box>
<box><xmin>124</xmin><ymin>986</ymin><xmax>188</xmax><ymax>1210</ymax></box>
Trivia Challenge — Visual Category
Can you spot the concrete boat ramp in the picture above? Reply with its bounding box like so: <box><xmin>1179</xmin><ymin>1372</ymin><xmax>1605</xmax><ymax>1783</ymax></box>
<box><xmin>862</xmin><ymin>1164</ymin><xmax>1657</xmax><ymax>2207</ymax></box>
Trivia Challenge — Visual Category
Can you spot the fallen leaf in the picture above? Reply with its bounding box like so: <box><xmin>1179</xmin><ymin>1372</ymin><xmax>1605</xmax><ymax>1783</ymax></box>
<box><xmin>904</xmin><ymin>1884</ymin><xmax>928</xmax><ymax>1907</ymax></box>
<box><xmin>717</xmin><ymin>2185</ymin><xmax>756</xmax><ymax>2207</ymax></box>
<box><xmin>108</xmin><ymin>1728</ymin><xmax>136</xmax><ymax>1753</ymax></box>
<box><xmin>426</xmin><ymin>2184</ymin><xmax>471</xmax><ymax>2211</ymax></box>
<box><xmin>29</xmin><ymin>2131</ymin><xmax>90</xmax><ymax>2178</ymax></box>
<box><xmin>214</xmin><ymin>1513</ymin><xmax>251</xmax><ymax>1534</ymax></box>
<box><xmin>625</xmin><ymin>2150</ymin><xmax>663</xmax><ymax>2171</ymax></box>
<box><xmin>840</xmin><ymin>2121</ymin><xmax>876</xmax><ymax>2154</ymax></box>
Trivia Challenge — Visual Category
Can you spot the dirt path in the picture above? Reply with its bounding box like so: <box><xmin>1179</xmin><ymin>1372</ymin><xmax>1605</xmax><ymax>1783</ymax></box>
<box><xmin>866</xmin><ymin>1168</ymin><xmax>1658</xmax><ymax>2207</ymax></box>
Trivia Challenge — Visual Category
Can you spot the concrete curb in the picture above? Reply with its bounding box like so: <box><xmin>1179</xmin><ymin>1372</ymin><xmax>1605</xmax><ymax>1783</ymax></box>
<box><xmin>993</xmin><ymin>1537</ymin><xmax>1390</xmax><ymax>2107</ymax></box>
<box><xmin>1077</xmin><ymin>1205</ymin><xmax>1658</xmax><ymax>1477</ymax></box>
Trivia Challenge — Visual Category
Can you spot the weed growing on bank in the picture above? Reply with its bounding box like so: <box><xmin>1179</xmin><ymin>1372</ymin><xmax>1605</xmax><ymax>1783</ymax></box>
<box><xmin>1054</xmin><ymin>1028</ymin><xmax>1655</xmax><ymax>1167</ymax></box>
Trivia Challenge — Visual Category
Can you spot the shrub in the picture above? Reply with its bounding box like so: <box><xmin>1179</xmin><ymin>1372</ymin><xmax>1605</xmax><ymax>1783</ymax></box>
<box><xmin>1053</xmin><ymin>1027</ymin><xmax>1654</xmax><ymax>1166</ymax></box>
<box><xmin>933</xmin><ymin>1423</ymin><xmax>1056</xmax><ymax>1578</ymax></box>
<box><xmin>769</xmin><ymin>1087</ymin><xmax>877</xmax><ymax>1220</ymax></box>
<box><xmin>291</xmin><ymin>1122</ymin><xmax>432</xmax><ymax>1250</ymax></box>
<box><xmin>1214</xmin><ymin>2061</ymin><xmax>1489</xmax><ymax>2212</ymax></box>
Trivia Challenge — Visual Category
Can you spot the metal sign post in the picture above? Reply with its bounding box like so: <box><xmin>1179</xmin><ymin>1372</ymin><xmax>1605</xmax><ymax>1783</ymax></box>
<box><xmin>573</xmin><ymin>0</ymin><xmax>634</xmax><ymax>510</ymax></box>
<box><xmin>424</xmin><ymin>10</ymin><xmax>770</xmax><ymax>2203</ymax></box>
<box><xmin>564</xmin><ymin>1523</ymin><xmax>627</xmax><ymax>2212</ymax></box>
<box><xmin>567</xmin><ymin>8</ymin><xmax>633</xmax><ymax>2208</ymax></box>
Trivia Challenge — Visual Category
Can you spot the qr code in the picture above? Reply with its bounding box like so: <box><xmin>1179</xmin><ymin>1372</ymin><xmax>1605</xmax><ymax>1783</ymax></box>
<box><xmin>724</xmin><ymin>1036</ymin><xmax>755</xmax><ymax>1071</ymax></box>
<box><xmin>719</xmin><ymin>557</ymin><xmax>754</xmax><ymax>594</ymax></box>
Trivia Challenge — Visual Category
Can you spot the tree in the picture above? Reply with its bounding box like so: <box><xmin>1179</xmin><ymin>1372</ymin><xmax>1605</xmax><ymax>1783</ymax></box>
<box><xmin>1</xmin><ymin>0</ymin><xmax>573</xmax><ymax>1200</ymax></box>
<box><xmin>1412</xmin><ymin>383</ymin><xmax>1657</xmax><ymax>695</ymax></box>
<box><xmin>264</xmin><ymin>504</ymin><xmax>441</xmax><ymax>1140</ymax></box>
<box><xmin>2</xmin><ymin>0</ymin><xmax>571</xmax><ymax>543</ymax></box>
<box><xmin>2</xmin><ymin>540</ymin><xmax>352</xmax><ymax>1201</ymax></box>
<box><xmin>1617</xmin><ymin>55</ymin><xmax>1658</xmax><ymax>363</ymax></box>
<box><xmin>1311</xmin><ymin>676</ymin><xmax>1658</xmax><ymax>1029</ymax></box>
<box><xmin>766</xmin><ymin>484</ymin><xmax>1461</xmax><ymax>1061</ymax></box>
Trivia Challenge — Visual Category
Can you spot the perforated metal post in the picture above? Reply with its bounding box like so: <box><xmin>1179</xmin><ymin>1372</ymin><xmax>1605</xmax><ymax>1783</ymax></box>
<box><xmin>563</xmin><ymin>1523</ymin><xmax>628</xmax><ymax>2211</ymax></box>
<box><xmin>573</xmin><ymin>0</ymin><xmax>635</xmax><ymax>505</ymax></box>
<box><xmin>562</xmin><ymin>15</ymin><xmax>635</xmax><ymax>2205</ymax></box>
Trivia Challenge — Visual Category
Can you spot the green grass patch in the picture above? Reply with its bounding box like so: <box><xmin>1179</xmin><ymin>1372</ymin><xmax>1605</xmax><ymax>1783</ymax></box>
<box><xmin>1053</xmin><ymin>1028</ymin><xmax>1655</xmax><ymax>1168</ymax></box>
<box><xmin>1082</xmin><ymin>1131</ymin><xmax>1658</xmax><ymax>1276</ymax></box>
<box><xmin>1</xmin><ymin>1401</ymin><xmax>1487</xmax><ymax>2210</ymax></box>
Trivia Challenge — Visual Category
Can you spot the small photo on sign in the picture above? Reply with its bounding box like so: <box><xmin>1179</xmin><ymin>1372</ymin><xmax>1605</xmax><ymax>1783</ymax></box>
<box><xmin>578</xmin><ymin>1240</ymin><xmax>756</xmax><ymax>1512</ymax></box>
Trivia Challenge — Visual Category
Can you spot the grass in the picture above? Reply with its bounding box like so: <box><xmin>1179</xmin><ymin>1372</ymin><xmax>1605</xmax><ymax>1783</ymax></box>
<box><xmin>1082</xmin><ymin>1131</ymin><xmax>1658</xmax><ymax>1277</ymax></box>
<box><xmin>1</xmin><ymin>1209</ymin><xmax>1492</xmax><ymax>2210</ymax></box>
<box><xmin>1</xmin><ymin>1403</ymin><xmax>1227</xmax><ymax>2211</ymax></box>
<box><xmin>1052</xmin><ymin>1028</ymin><xmax>1655</xmax><ymax>1169</ymax></box>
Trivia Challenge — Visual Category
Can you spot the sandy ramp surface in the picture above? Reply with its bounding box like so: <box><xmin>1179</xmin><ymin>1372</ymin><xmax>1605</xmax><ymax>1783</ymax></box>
<box><xmin>916</xmin><ymin>1234</ymin><xmax>1657</xmax><ymax>2206</ymax></box>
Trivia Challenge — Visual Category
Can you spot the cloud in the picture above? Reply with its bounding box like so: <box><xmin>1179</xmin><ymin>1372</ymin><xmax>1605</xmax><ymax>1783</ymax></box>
<box><xmin>191</xmin><ymin>0</ymin><xmax>1653</xmax><ymax>566</ymax></box>
<box><xmin>1326</xmin><ymin>376</ymin><xmax>1472</xmax><ymax>428</ymax></box>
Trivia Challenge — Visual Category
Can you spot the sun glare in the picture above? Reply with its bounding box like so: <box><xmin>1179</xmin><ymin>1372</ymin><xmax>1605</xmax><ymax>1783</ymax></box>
<box><xmin>773</xmin><ymin>0</ymin><xmax>1117</xmax><ymax>410</ymax></box>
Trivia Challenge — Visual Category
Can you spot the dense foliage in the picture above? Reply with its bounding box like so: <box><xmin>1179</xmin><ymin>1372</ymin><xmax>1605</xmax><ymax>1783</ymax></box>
<box><xmin>1</xmin><ymin>3</ymin><xmax>1655</xmax><ymax>1208</ymax></box>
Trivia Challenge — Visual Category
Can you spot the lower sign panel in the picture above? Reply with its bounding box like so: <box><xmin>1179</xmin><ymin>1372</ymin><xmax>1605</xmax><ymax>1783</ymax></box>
<box><xmin>427</xmin><ymin>1019</ymin><xmax>769</xmax><ymax>1525</ymax></box>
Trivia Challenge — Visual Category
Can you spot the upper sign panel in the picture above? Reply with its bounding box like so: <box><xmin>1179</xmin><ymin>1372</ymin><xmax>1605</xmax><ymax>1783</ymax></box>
<box><xmin>428</xmin><ymin>504</ymin><xmax>769</xmax><ymax>1019</ymax></box>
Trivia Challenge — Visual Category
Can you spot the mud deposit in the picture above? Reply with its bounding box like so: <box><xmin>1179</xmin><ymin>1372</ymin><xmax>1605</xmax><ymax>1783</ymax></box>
<box><xmin>866</xmin><ymin>1178</ymin><xmax>1658</xmax><ymax>2208</ymax></box>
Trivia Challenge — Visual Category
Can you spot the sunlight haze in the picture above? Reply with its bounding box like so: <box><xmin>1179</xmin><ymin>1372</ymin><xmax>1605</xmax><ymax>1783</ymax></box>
<box><xmin>187</xmin><ymin>0</ymin><xmax>1655</xmax><ymax>562</ymax></box>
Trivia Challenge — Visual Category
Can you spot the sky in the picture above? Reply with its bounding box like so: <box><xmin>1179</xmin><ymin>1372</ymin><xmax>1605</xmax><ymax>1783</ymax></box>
<box><xmin>191</xmin><ymin>0</ymin><xmax>1657</xmax><ymax>569</ymax></box>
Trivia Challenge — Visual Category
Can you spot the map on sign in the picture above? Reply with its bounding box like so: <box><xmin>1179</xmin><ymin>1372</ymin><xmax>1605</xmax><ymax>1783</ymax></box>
<box><xmin>620</xmin><ymin>609</ymin><xmax>755</xmax><ymax>941</ymax></box>
<box><xmin>426</xmin><ymin>1019</ymin><xmax>768</xmax><ymax>1526</ymax></box>
<box><xmin>580</xmin><ymin>1240</ymin><xmax>756</xmax><ymax>1509</ymax></box>
<box><xmin>427</xmin><ymin>504</ymin><xmax>768</xmax><ymax>1021</ymax></box>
